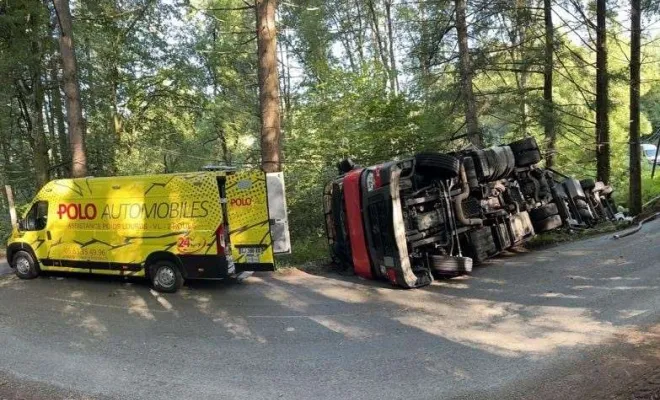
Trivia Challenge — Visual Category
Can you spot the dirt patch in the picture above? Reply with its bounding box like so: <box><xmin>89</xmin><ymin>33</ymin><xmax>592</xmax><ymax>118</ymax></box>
<box><xmin>276</xmin><ymin>261</ymin><xmax>340</xmax><ymax>276</ymax></box>
<box><xmin>0</xmin><ymin>370</ymin><xmax>102</xmax><ymax>400</ymax></box>
<box><xmin>458</xmin><ymin>324</ymin><xmax>660</xmax><ymax>400</ymax></box>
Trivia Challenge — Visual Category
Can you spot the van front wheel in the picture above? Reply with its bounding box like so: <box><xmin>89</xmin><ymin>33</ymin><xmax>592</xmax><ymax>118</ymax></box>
<box><xmin>13</xmin><ymin>250</ymin><xmax>39</xmax><ymax>279</ymax></box>
<box><xmin>150</xmin><ymin>261</ymin><xmax>183</xmax><ymax>293</ymax></box>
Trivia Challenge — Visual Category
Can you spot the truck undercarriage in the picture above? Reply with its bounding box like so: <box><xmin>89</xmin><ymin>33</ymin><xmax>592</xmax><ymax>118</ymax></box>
<box><xmin>324</xmin><ymin>137</ymin><xmax>624</xmax><ymax>288</ymax></box>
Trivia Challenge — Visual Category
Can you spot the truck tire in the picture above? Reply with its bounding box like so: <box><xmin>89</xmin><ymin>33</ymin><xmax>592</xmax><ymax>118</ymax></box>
<box><xmin>514</xmin><ymin>149</ymin><xmax>542</xmax><ymax>167</ymax></box>
<box><xmin>489</xmin><ymin>146</ymin><xmax>513</xmax><ymax>180</ymax></box>
<box><xmin>415</xmin><ymin>152</ymin><xmax>460</xmax><ymax>178</ymax></box>
<box><xmin>532</xmin><ymin>215</ymin><xmax>563</xmax><ymax>233</ymax></box>
<box><xmin>509</xmin><ymin>137</ymin><xmax>539</xmax><ymax>153</ymax></box>
<box><xmin>502</xmin><ymin>146</ymin><xmax>516</xmax><ymax>177</ymax></box>
<box><xmin>482</xmin><ymin>149</ymin><xmax>497</xmax><ymax>181</ymax></box>
<box><xmin>529</xmin><ymin>203</ymin><xmax>559</xmax><ymax>221</ymax></box>
<box><xmin>12</xmin><ymin>250</ymin><xmax>39</xmax><ymax>279</ymax></box>
<box><xmin>468</xmin><ymin>227</ymin><xmax>498</xmax><ymax>263</ymax></box>
<box><xmin>580</xmin><ymin>179</ymin><xmax>595</xmax><ymax>191</ymax></box>
<box><xmin>150</xmin><ymin>260</ymin><xmax>184</xmax><ymax>293</ymax></box>
<box><xmin>430</xmin><ymin>255</ymin><xmax>473</xmax><ymax>277</ymax></box>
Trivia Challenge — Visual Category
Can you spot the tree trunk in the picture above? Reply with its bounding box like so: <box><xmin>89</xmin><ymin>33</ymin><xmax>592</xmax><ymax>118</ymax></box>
<box><xmin>384</xmin><ymin>0</ymin><xmax>399</xmax><ymax>95</ymax></box>
<box><xmin>629</xmin><ymin>0</ymin><xmax>642</xmax><ymax>215</ymax></box>
<box><xmin>49</xmin><ymin>64</ymin><xmax>69</xmax><ymax>170</ymax></box>
<box><xmin>595</xmin><ymin>0</ymin><xmax>610</xmax><ymax>183</ymax></box>
<box><xmin>256</xmin><ymin>0</ymin><xmax>282</xmax><ymax>173</ymax></box>
<box><xmin>367</xmin><ymin>0</ymin><xmax>393</xmax><ymax>93</ymax></box>
<box><xmin>44</xmin><ymin>79</ymin><xmax>61</xmax><ymax>174</ymax></box>
<box><xmin>354</xmin><ymin>0</ymin><xmax>366</xmax><ymax>66</ymax></box>
<box><xmin>516</xmin><ymin>0</ymin><xmax>528</xmax><ymax>137</ymax></box>
<box><xmin>455</xmin><ymin>0</ymin><xmax>481</xmax><ymax>147</ymax></box>
<box><xmin>543</xmin><ymin>0</ymin><xmax>555</xmax><ymax>167</ymax></box>
<box><xmin>33</xmin><ymin>79</ymin><xmax>50</xmax><ymax>189</ymax></box>
<box><xmin>26</xmin><ymin>11</ymin><xmax>50</xmax><ymax>189</ymax></box>
<box><xmin>54</xmin><ymin>0</ymin><xmax>87</xmax><ymax>178</ymax></box>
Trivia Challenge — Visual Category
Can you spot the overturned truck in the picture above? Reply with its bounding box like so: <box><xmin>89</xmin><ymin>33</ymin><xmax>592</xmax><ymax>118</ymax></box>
<box><xmin>323</xmin><ymin>137</ymin><xmax>623</xmax><ymax>289</ymax></box>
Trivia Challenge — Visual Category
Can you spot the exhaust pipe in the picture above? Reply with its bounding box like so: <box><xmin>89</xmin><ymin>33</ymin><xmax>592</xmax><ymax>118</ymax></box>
<box><xmin>454</xmin><ymin>165</ymin><xmax>483</xmax><ymax>227</ymax></box>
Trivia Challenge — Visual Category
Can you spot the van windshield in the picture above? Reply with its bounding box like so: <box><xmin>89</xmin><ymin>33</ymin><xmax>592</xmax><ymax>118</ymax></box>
<box><xmin>645</xmin><ymin>148</ymin><xmax>658</xmax><ymax>157</ymax></box>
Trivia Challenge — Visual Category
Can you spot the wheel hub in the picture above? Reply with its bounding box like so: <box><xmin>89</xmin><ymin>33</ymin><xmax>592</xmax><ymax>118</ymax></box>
<box><xmin>16</xmin><ymin>257</ymin><xmax>30</xmax><ymax>275</ymax></box>
<box><xmin>156</xmin><ymin>266</ymin><xmax>176</xmax><ymax>287</ymax></box>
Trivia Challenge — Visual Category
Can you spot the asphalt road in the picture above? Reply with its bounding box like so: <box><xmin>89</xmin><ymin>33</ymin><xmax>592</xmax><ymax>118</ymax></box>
<box><xmin>0</xmin><ymin>221</ymin><xmax>659</xmax><ymax>400</ymax></box>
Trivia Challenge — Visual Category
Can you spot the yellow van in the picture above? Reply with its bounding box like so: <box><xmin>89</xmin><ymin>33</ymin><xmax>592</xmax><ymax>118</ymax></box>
<box><xmin>5</xmin><ymin>169</ymin><xmax>290</xmax><ymax>292</ymax></box>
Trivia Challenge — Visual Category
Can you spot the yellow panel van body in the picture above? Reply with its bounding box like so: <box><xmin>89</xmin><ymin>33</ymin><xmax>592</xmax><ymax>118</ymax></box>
<box><xmin>6</xmin><ymin>169</ymin><xmax>289</xmax><ymax>292</ymax></box>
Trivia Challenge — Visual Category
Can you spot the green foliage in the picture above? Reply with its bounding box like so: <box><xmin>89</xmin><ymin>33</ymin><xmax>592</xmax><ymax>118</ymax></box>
<box><xmin>1</xmin><ymin>0</ymin><xmax>660</xmax><ymax>264</ymax></box>
<box><xmin>276</xmin><ymin>235</ymin><xmax>331</xmax><ymax>269</ymax></box>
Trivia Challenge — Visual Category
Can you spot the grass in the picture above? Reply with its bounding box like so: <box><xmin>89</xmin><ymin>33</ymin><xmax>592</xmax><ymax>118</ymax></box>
<box><xmin>525</xmin><ymin>221</ymin><xmax>630</xmax><ymax>250</ymax></box>
<box><xmin>275</xmin><ymin>235</ymin><xmax>332</xmax><ymax>273</ymax></box>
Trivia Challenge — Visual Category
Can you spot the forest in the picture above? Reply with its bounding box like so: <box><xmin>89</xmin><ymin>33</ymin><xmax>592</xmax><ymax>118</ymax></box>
<box><xmin>1</xmin><ymin>0</ymin><xmax>660</xmax><ymax>259</ymax></box>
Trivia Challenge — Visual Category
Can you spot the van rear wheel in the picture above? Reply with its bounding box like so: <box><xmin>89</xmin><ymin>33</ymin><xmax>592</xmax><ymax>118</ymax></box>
<box><xmin>150</xmin><ymin>261</ymin><xmax>183</xmax><ymax>293</ymax></box>
<box><xmin>13</xmin><ymin>250</ymin><xmax>39</xmax><ymax>279</ymax></box>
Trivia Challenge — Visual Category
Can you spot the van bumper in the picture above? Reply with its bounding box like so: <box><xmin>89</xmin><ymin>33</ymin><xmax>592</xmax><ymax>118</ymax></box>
<box><xmin>235</xmin><ymin>263</ymin><xmax>276</xmax><ymax>272</ymax></box>
<box><xmin>178</xmin><ymin>255</ymin><xmax>234</xmax><ymax>279</ymax></box>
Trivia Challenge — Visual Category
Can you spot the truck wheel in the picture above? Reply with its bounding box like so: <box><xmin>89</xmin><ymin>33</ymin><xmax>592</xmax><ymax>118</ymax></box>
<box><xmin>580</xmin><ymin>179</ymin><xmax>596</xmax><ymax>191</ymax></box>
<box><xmin>13</xmin><ymin>250</ymin><xmax>39</xmax><ymax>279</ymax></box>
<box><xmin>430</xmin><ymin>255</ymin><xmax>473</xmax><ymax>278</ymax></box>
<box><xmin>414</xmin><ymin>152</ymin><xmax>460</xmax><ymax>178</ymax></box>
<box><xmin>509</xmin><ymin>137</ymin><xmax>539</xmax><ymax>153</ymax></box>
<box><xmin>514</xmin><ymin>149</ymin><xmax>542</xmax><ymax>167</ymax></box>
<box><xmin>502</xmin><ymin>146</ymin><xmax>516</xmax><ymax>177</ymax></box>
<box><xmin>532</xmin><ymin>215</ymin><xmax>563</xmax><ymax>233</ymax></box>
<box><xmin>150</xmin><ymin>261</ymin><xmax>183</xmax><ymax>293</ymax></box>
<box><xmin>485</xmin><ymin>149</ymin><xmax>502</xmax><ymax>180</ymax></box>
<box><xmin>529</xmin><ymin>203</ymin><xmax>559</xmax><ymax>221</ymax></box>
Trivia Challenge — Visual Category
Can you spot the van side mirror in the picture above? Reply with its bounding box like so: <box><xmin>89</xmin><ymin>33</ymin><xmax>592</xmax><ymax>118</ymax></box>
<box><xmin>17</xmin><ymin>218</ymin><xmax>25</xmax><ymax>231</ymax></box>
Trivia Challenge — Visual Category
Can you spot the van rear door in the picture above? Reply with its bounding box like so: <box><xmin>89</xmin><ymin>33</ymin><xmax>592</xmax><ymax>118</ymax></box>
<box><xmin>226</xmin><ymin>170</ymin><xmax>276</xmax><ymax>271</ymax></box>
<box><xmin>266</xmin><ymin>172</ymin><xmax>291</xmax><ymax>254</ymax></box>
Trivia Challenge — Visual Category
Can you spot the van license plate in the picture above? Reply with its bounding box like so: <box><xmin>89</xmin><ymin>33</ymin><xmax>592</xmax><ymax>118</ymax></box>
<box><xmin>238</xmin><ymin>247</ymin><xmax>262</xmax><ymax>263</ymax></box>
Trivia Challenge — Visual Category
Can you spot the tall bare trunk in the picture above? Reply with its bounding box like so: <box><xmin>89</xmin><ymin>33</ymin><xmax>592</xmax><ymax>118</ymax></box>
<box><xmin>629</xmin><ymin>0</ymin><xmax>642</xmax><ymax>215</ymax></box>
<box><xmin>595</xmin><ymin>0</ymin><xmax>610</xmax><ymax>183</ymax></box>
<box><xmin>25</xmin><ymin>12</ymin><xmax>50</xmax><ymax>189</ymax></box>
<box><xmin>384</xmin><ymin>0</ymin><xmax>398</xmax><ymax>95</ymax></box>
<box><xmin>49</xmin><ymin>64</ymin><xmax>69</xmax><ymax>169</ymax></box>
<box><xmin>33</xmin><ymin>78</ymin><xmax>50</xmax><ymax>188</ymax></box>
<box><xmin>455</xmin><ymin>0</ymin><xmax>481</xmax><ymax>147</ymax></box>
<box><xmin>367</xmin><ymin>0</ymin><xmax>393</xmax><ymax>93</ymax></box>
<box><xmin>257</xmin><ymin>0</ymin><xmax>282</xmax><ymax>173</ymax></box>
<box><xmin>354</xmin><ymin>0</ymin><xmax>366</xmax><ymax>66</ymax></box>
<box><xmin>44</xmin><ymin>79</ymin><xmax>61</xmax><ymax>173</ymax></box>
<box><xmin>54</xmin><ymin>0</ymin><xmax>87</xmax><ymax>178</ymax></box>
<box><xmin>543</xmin><ymin>0</ymin><xmax>555</xmax><ymax>167</ymax></box>
<box><xmin>516</xmin><ymin>0</ymin><xmax>528</xmax><ymax>136</ymax></box>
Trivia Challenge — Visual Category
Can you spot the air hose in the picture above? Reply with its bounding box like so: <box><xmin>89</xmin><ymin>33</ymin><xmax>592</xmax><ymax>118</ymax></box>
<box><xmin>612</xmin><ymin>212</ymin><xmax>660</xmax><ymax>239</ymax></box>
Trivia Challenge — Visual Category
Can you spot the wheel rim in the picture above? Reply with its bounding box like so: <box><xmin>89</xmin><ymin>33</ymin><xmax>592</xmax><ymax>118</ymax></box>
<box><xmin>16</xmin><ymin>257</ymin><xmax>30</xmax><ymax>275</ymax></box>
<box><xmin>156</xmin><ymin>266</ymin><xmax>176</xmax><ymax>288</ymax></box>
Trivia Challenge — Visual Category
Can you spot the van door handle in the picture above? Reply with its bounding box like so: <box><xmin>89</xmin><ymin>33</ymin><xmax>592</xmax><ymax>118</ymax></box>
<box><xmin>46</xmin><ymin>231</ymin><xmax>52</xmax><ymax>240</ymax></box>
